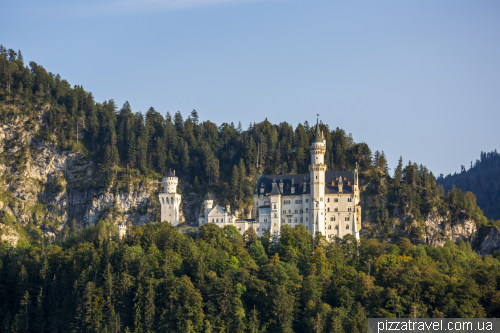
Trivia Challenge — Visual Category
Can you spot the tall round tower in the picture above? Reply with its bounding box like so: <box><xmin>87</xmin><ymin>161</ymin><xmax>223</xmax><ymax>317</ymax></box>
<box><xmin>159</xmin><ymin>170</ymin><xmax>182</xmax><ymax>226</ymax></box>
<box><xmin>163</xmin><ymin>169</ymin><xmax>178</xmax><ymax>194</ymax></box>
<box><xmin>309</xmin><ymin>119</ymin><xmax>327</xmax><ymax>236</ymax></box>
<box><xmin>204</xmin><ymin>193</ymin><xmax>214</xmax><ymax>221</ymax></box>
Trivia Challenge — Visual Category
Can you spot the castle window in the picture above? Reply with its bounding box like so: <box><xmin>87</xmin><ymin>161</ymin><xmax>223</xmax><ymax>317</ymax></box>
<box><xmin>306</xmin><ymin>199</ymin><xmax>308</xmax><ymax>203</ymax></box>
<box><xmin>238</xmin><ymin>227</ymin><xmax>241</xmax><ymax>231</ymax></box>
<box><xmin>330</xmin><ymin>217</ymin><xmax>334</xmax><ymax>221</ymax></box>
<box><xmin>274</xmin><ymin>213</ymin><xmax>277</xmax><ymax>218</ymax></box>
<box><xmin>334</xmin><ymin>198</ymin><xmax>338</xmax><ymax>202</ymax></box>
<box><xmin>346</xmin><ymin>225</ymin><xmax>349</xmax><ymax>229</ymax></box>
<box><xmin>327</xmin><ymin>198</ymin><xmax>330</xmax><ymax>203</ymax></box>
<box><xmin>300</xmin><ymin>209</ymin><xmax>303</xmax><ymax>213</ymax></box>
<box><xmin>295</xmin><ymin>210</ymin><xmax>298</xmax><ymax>214</ymax></box>
<box><xmin>274</xmin><ymin>204</ymin><xmax>276</xmax><ymax>209</ymax></box>
<box><xmin>334</xmin><ymin>208</ymin><xmax>338</xmax><ymax>212</ymax></box>
<box><xmin>212</xmin><ymin>218</ymin><xmax>214</xmax><ymax>222</ymax></box>
<box><xmin>166</xmin><ymin>197</ymin><xmax>170</xmax><ymax>204</ymax></box>
<box><xmin>316</xmin><ymin>203</ymin><xmax>318</xmax><ymax>208</ymax></box>
<box><xmin>306</xmin><ymin>217</ymin><xmax>308</xmax><ymax>222</ymax></box>
<box><xmin>300</xmin><ymin>217</ymin><xmax>303</xmax><ymax>222</ymax></box>
<box><xmin>348</xmin><ymin>181</ymin><xmax>351</xmax><ymax>185</ymax></box>
<box><xmin>328</xmin><ymin>225</ymin><xmax>332</xmax><ymax>230</ymax></box>
<box><xmin>348</xmin><ymin>198</ymin><xmax>352</xmax><ymax>202</ymax></box>
<box><xmin>294</xmin><ymin>218</ymin><xmax>297</xmax><ymax>223</ymax></box>
<box><xmin>288</xmin><ymin>219</ymin><xmax>291</xmax><ymax>223</ymax></box>
<box><xmin>348</xmin><ymin>207</ymin><xmax>351</xmax><ymax>212</ymax></box>
<box><xmin>306</xmin><ymin>208</ymin><xmax>308</xmax><ymax>212</ymax></box>
<box><xmin>327</xmin><ymin>208</ymin><xmax>330</xmax><ymax>212</ymax></box>
<box><xmin>345</xmin><ymin>217</ymin><xmax>350</xmax><ymax>221</ymax></box>
<box><xmin>216</xmin><ymin>218</ymin><xmax>219</xmax><ymax>222</ymax></box>
<box><xmin>316</xmin><ymin>176</ymin><xmax>318</xmax><ymax>179</ymax></box>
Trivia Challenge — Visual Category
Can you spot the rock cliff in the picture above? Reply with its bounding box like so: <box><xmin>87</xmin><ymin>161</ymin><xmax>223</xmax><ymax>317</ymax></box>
<box><xmin>0</xmin><ymin>109</ymin><xmax>158</xmax><ymax>244</ymax></box>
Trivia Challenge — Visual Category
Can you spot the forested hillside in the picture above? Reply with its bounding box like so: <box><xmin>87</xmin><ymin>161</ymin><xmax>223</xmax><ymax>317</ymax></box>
<box><xmin>1</xmin><ymin>221</ymin><xmax>499</xmax><ymax>333</ymax></box>
<box><xmin>0</xmin><ymin>46</ymin><xmax>494</xmax><ymax>249</ymax></box>
<box><xmin>438</xmin><ymin>150</ymin><xmax>500</xmax><ymax>221</ymax></box>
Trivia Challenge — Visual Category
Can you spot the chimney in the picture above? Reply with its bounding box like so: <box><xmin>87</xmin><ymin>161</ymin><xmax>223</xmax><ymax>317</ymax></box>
<box><xmin>279</xmin><ymin>179</ymin><xmax>284</xmax><ymax>193</ymax></box>
<box><xmin>173</xmin><ymin>170</ymin><xmax>175</xmax><ymax>176</ymax></box>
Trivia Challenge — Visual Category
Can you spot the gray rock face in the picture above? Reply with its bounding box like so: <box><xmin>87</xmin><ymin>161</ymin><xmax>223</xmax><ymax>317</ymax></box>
<box><xmin>0</xmin><ymin>111</ymin><xmax>156</xmax><ymax>242</ymax></box>
<box><xmin>473</xmin><ymin>226</ymin><xmax>500</xmax><ymax>255</ymax></box>
<box><xmin>425</xmin><ymin>215</ymin><xmax>477</xmax><ymax>246</ymax></box>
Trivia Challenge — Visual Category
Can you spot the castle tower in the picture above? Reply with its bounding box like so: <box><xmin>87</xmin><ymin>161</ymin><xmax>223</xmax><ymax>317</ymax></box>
<box><xmin>117</xmin><ymin>223</ymin><xmax>127</xmax><ymax>239</ymax></box>
<box><xmin>204</xmin><ymin>193</ymin><xmax>214</xmax><ymax>221</ymax></box>
<box><xmin>309</xmin><ymin>119</ymin><xmax>327</xmax><ymax>235</ymax></box>
<box><xmin>269</xmin><ymin>179</ymin><xmax>282</xmax><ymax>236</ymax></box>
<box><xmin>159</xmin><ymin>170</ymin><xmax>182</xmax><ymax>226</ymax></box>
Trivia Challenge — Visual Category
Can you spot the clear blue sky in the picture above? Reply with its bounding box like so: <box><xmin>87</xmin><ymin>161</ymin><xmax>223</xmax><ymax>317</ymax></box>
<box><xmin>3</xmin><ymin>0</ymin><xmax>499</xmax><ymax>176</ymax></box>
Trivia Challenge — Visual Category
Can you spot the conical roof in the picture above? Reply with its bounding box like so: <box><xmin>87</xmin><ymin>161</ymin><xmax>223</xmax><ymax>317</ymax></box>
<box><xmin>165</xmin><ymin>169</ymin><xmax>176</xmax><ymax>178</ymax></box>
<box><xmin>313</xmin><ymin>119</ymin><xmax>323</xmax><ymax>143</ymax></box>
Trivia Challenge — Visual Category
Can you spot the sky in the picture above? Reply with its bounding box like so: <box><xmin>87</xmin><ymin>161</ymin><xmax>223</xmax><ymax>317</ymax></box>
<box><xmin>2</xmin><ymin>0</ymin><xmax>499</xmax><ymax>177</ymax></box>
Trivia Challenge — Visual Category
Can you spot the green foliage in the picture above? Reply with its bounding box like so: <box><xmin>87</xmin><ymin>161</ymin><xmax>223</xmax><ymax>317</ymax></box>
<box><xmin>438</xmin><ymin>150</ymin><xmax>500</xmax><ymax>221</ymax></box>
<box><xmin>0</xmin><ymin>219</ymin><xmax>500</xmax><ymax>332</ymax></box>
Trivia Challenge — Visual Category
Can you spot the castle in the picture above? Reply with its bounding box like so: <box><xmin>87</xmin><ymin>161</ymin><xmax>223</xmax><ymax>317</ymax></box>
<box><xmin>159</xmin><ymin>120</ymin><xmax>361</xmax><ymax>241</ymax></box>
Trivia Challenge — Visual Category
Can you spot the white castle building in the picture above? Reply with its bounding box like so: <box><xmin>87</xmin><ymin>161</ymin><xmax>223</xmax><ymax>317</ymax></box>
<box><xmin>158</xmin><ymin>169</ymin><xmax>182</xmax><ymax>226</ymax></box>
<box><xmin>194</xmin><ymin>120</ymin><xmax>362</xmax><ymax>241</ymax></box>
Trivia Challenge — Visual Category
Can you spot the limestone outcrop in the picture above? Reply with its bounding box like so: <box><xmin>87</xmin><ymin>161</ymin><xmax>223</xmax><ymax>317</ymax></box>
<box><xmin>0</xmin><ymin>108</ymin><xmax>157</xmax><ymax>244</ymax></box>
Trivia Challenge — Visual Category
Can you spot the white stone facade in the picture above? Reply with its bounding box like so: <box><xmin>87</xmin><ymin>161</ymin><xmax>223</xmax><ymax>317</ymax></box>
<box><xmin>159</xmin><ymin>170</ymin><xmax>182</xmax><ymax>226</ymax></box>
<box><xmin>197</xmin><ymin>120</ymin><xmax>362</xmax><ymax>241</ymax></box>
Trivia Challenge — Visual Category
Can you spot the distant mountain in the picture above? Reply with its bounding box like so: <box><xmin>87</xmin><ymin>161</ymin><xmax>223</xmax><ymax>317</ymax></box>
<box><xmin>438</xmin><ymin>150</ymin><xmax>500</xmax><ymax>220</ymax></box>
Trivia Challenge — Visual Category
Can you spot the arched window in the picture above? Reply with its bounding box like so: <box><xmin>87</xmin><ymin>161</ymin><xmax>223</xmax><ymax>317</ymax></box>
<box><xmin>216</xmin><ymin>218</ymin><xmax>219</xmax><ymax>222</ymax></box>
<box><xmin>334</xmin><ymin>208</ymin><xmax>338</xmax><ymax>212</ymax></box>
<box><xmin>166</xmin><ymin>197</ymin><xmax>169</xmax><ymax>204</ymax></box>
<box><xmin>348</xmin><ymin>198</ymin><xmax>352</xmax><ymax>202</ymax></box>
<box><xmin>274</xmin><ymin>213</ymin><xmax>277</xmax><ymax>218</ymax></box>
<box><xmin>330</xmin><ymin>217</ymin><xmax>334</xmax><ymax>221</ymax></box>
<box><xmin>212</xmin><ymin>218</ymin><xmax>214</xmax><ymax>222</ymax></box>
<box><xmin>327</xmin><ymin>207</ymin><xmax>330</xmax><ymax>212</ymax></box>
<box><xmin>327</xmin><ymin>198</ymin><xmax>330</xmax><ymax>203</ymax></box>
<box><xmin>300</xmin><ymin>217</ymin><xmax>303</xmax><ymax>222</ymax></box>
<box><xmin>274</xmin><ymin>204</ymin><xmax>276</xmax><ymax>209</ymax></box>
<box><xmin>294</xmin><ymin>218</ymin><xmax>297</xmax><ymax>223</ymax></box>
<box><xmin>346</xmin><ymin>225</ymin><xmax>349</xmax><ymax>229</ymax></box>
<box><xmin>328</xmin><ymin>225</ymin><xmax>332</xmax><ymax>230</ymax></box>
<box><xmin>348</xmin><ymin>207</ymin><xmax>351</xmax><ymax>212</ymax></box>
<box><xmin>306</xmin><ymin>208</ymin><xmax>308</xmax><ymax>212</ymax></box>
<box><xmin>334</xmin><ymin>198</ymin><xmax>338</xmax><ymax>202</ymax></box>
<box><xmin>288</xmin><ymin>209</ymin><xmax>291</xmax><ymax>213</ymax></box>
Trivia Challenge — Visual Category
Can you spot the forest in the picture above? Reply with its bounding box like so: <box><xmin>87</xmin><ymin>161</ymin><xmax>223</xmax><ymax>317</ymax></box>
<box><xmin>1</xmin><ymin>46</ymin><xmax>500</xmax><ymax>332</ymax></box>
<box><xmin>1</xmin><ymin>220</ymin><xmax>500</xmax><ymax>333</ymax></box>
<box><xmin>438</xmin><ymin>150</ymin><xmax>500</xmax><ymax>221</ymax></box>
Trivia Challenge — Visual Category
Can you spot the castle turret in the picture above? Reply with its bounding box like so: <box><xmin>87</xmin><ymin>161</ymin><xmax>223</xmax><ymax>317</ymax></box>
<box><xmin>159</xmin><ymin>170</ymin><xmax>182</xmax><ymax>226</ymax></box>
<box><xmin>204</xmin><ymin>193</ymin><xmax>214</xmax><ymax>220</ymax></box>
<box><xmin>309</xmin><ymin>119</ymin><xmax>327</xmax><ymax>235</ymax></box>
<box><xmin>163</xmin><ymin>169</ymin><xmax>178</xmax><ymax>193</ymax></box>
<box><xmin>117</xmin><ymin>223</ymin><xmax>127</xmax><ymax>239</ymax></box>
